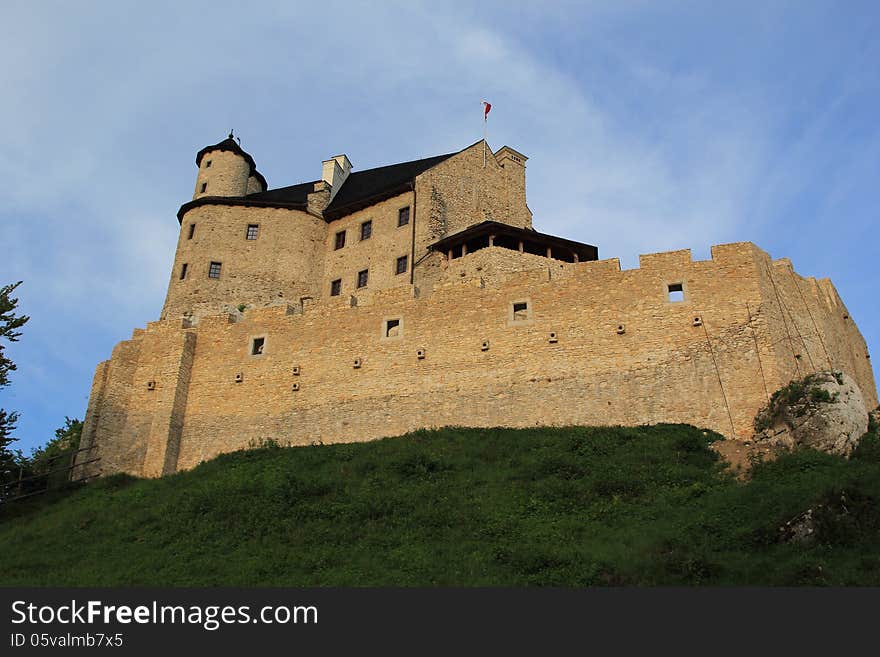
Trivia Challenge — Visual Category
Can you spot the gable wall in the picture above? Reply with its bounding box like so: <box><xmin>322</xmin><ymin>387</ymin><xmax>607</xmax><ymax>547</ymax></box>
<box><xmin>320</xmin><ymin>192</ymin><xmax>416</xmax><ymax>300</ymax></box>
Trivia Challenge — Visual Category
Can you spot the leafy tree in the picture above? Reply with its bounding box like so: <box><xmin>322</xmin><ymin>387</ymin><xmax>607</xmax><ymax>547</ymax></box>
<box><xmin>29</xmin><ymin>417</ymin><xmax>83</xmax><ymax>474</ymax></box>
<box><xmin>0</xmin><ymin>281</ymin><xmax>29</xmax><ymax>388</ymax></box>
<box><xmin>0</xmin><ymin>282</ymin><xmax>29</xmax><ymax>486</ymax></box>
<box><xmin>0</xmin><ymin>409</ymin><xmax>22</xmax><ymax>471</ymax></box>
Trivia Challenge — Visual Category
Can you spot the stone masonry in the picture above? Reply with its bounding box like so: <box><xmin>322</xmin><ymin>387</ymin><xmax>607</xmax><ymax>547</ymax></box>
<box><xmin>73</xmin><ymin>137</ymin><xmax>877</xmax><ymax>478</ymax></box>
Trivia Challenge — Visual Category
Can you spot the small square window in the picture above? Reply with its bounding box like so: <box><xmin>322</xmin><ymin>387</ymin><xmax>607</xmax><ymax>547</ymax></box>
<box><xmin>398</xmin><ymin>207</ymin><xmax>410</xmax><ymax>227</ymax></box>
<box><xmin>208</xmin><ymin>261</ymin><xmax>222</xmax><ymax>279</ymax></box>
<box><xmin>512</xmin><ymin>301</ymin><xmax>529</xmax><ymax>321</ymax></box>
<box><xmin>330</xmin><ymin>279</ymin><xmax>341</xmax><ymax>296</ymax></box>
<box><xmin>200</xmin><ymin>182</ymin><xmax>207</xmax><ymax>193</ymax></box>
<box><xmin>205</xmin><ymin>160</ymin><xmax>212</xmax><ymax>168</ymax></box>
<box><xmin>246</xmin><ymin>224</ymin><xmax>259</xmax><ymax>240</ymax></box>
<box><xmin>360</xmin><ymin>220</ymin><xmax>372</xmax><ymax>241</ymax></box>
<box><xmin>334</xmin><ymin>231</ymin><xmax>346</xmax><ymax>250</ymax></box>
<box><xmin>385</xmin><ymin>318</ymin><xmax>401</xmax><ymax>338</ymax></box>
<box><xmin>188</xmin><ymin>223</ymin><xmax>195</xmax><ymax>239</ymax></box>
<box><xmin>668</xmin><ymin>283</ymin><xmax>684</xmax><ymax>302</ymax></box>
<box><xmin>396</xmin><ymin>255</ymin><xmax>408</xmax><ymax>275</ymax></box>
<box><xmin>251</xmin><ymin>337</ymin><xmax>265</xmax><ymax>355</ymax></box>
<box><xmin>179</xmin><ymin>263</ymin><xmax>188</xmax><ymax>280</ymax></box>
<box><xmin>357</xmin><ymin>269</ymin><xmax>369</xmax><ymax>288</ymax></box>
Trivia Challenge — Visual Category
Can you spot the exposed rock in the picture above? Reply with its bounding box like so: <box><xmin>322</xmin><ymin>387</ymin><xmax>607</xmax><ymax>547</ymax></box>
<box><xmin>778</xmin><ymin>488</ymin><xmax>876</xmax><ymax>545</ymax></box>
<box><xmin>779</xmin><ymin>507</ymin><xmax>817</xmax><ymax>544</ymax></box>
<box><xmin>778</xmin><ymin>490</ymin><xmax>854</xmax><ymax>545</ymax></box>
<box><xmin>754</xmin><ymin>371</ymin><xmax>869</xmax><ymax>457</ymax></box>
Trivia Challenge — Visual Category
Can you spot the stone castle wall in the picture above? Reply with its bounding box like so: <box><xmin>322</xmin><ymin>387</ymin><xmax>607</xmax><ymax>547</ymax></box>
<box><xmin>415</xmin><ymin>142</ymin><xmax>531</xmax><ymax>245</ymax></box>
<box><xmin>161</xmin><ymin>205</ymin><xmax>327</xmax><ymax>322</ymax></box>
<box><xmin>163</xmin><ymin>141</ymin><xmax>534</xmax><ymax>323</ymax></box>
<box><xmin>75</xmin><ymin>241</ymin><xmax>877</xmax><ymax>479</ymax></box>
<box><xmin>321</xmin><ymin>192</ymin><xmax>416</xmax><ymax>299</ymax></box>
<box><xmin>193</xmin><ymin>150</ymin><xmax>250</xmax><ymax>200</ymax></box>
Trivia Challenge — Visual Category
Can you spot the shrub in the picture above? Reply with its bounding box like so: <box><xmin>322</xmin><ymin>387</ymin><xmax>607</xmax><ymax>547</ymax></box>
<box><xmin>754</xmin><ymin>373</ymin><xmax>840</xmax><ymax>433</ymax></box>
<box><xmin>852</xmin><ymin>412</ymin><xmax>880</xmax><ymax>462</ymax></box>
<box><xmin>809</xmin><ymin>388</ymin><xmax>835</xmax><ymax>404</ymax></box>
<box><xmin>247</xmin><ymin>437</ymin><xmax>282</xmax><ymax>450</ymax></box>
<box><xmin>811</xmin><ymin>488</ymin><xmax>879</xmax><ymax>546</ymax></box>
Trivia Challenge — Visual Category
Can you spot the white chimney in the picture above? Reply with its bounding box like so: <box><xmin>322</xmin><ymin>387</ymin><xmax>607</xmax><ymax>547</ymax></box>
<box><xmin>322</xmin><ymin>154</ymin><xmax>352</xmax><ymax>202</ymax></box>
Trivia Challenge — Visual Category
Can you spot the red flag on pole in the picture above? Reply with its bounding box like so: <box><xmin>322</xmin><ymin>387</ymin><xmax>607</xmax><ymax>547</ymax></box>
<box><xmin>481</xmin><ymin>100</ymin><xmax>491</xmax><ymax>167</ymax></box>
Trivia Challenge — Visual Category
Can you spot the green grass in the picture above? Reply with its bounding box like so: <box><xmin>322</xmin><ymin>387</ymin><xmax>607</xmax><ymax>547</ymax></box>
<box><xmin>2</xmin><ymin>424</ymin><xmax>880</xmax><ymax>586</ymax></box>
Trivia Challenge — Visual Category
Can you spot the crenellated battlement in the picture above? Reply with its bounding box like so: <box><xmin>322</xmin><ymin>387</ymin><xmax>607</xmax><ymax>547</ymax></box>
<box><xmin>73</xmin><ymin>139</ymin><xmax>877</xmax><ymax>479</ymax></box>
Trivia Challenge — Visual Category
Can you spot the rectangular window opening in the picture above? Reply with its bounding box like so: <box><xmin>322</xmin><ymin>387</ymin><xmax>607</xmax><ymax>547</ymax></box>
<box><xmin>334</xmin><ymin>230</ymin><xmax>346</xmax><ymax>250</ymax></box>
<box><xmin>385</xmin><ymin>318</ymin><xmax>401</xmax><ymax>338</ymax></box>
<box><xmin>357</xmin><ymin>269</ymin><xmax>369</xmax><ymax>288</ymax></box>
<box><xmin>396</xmin><ymin>255</ymin><xmax>408</xmax><ymax>275</ymax></box>
<box><xmin>208</xmin><ymin>261</ymin><xmax>222</xmax><ymax>279</ymax></box>
<box><xmin>330</xmin><ymin>279</ymin><xmax>341</xmax><ymax>296</ymax></box>
<box><xmin>188</xmin><ymin>223</ymin><xmax>195</xmax><ymax>239</ymax></box>
<box><xmin>200</xmin><ymin>182</ymin><xmax>207</xmax><ymax>193</ymax></box>
<box><xmin>179</xmin><ymin>263</ymin><xmax>188</xmax><ymax>280</ymax></box>
<box><xmin>512</xmin><ymin>301</ymin><xmax>529</xmax><ymax>321</ymax></box>
<box><xmin>398</xmin><ymin>207</ymin><xmax>410</xmax><ymax>227</ymax></box>
<box><xmin>246</xmin><ymin>224</ymin><xmax>259</xmax><ymax>240</ymax></box>
<box><xmin>360</xmin><ymin>220</ymin><xmax>372</xmax><ymax>241</ymax></box>
<box><xmin>668</xmin><ymin>283</ymin><xmax>684</xmax><ymax>302</ymax></box>
<box><xmin>251</xmin><ymin>337</ymin><xmax>265</xmax><ymax>356</ymax></box>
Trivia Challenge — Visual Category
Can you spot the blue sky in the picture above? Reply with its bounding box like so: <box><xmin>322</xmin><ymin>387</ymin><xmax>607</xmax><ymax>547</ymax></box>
<box><xmin>1</xmin><ymin>1</ymin><xmax>877</xmax><ymax>454</ymax></box>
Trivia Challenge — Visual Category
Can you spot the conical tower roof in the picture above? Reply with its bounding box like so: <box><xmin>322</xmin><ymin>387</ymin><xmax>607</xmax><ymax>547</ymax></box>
<box><xmin>195</xmin><ymin>132</ymin><xmax>258</xmax><ymax>173</ymax></box>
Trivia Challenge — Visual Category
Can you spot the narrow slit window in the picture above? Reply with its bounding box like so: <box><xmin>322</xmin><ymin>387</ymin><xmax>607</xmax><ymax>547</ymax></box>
<box><xmin>512</xmin><ymin>301</ymin><xmax>529</xmax><ymax>321</ymax></box>
<box><xmin>251</xmin><ymin>337</ymin><xmax>265</xmax><ymax>355</ymax></box>
<box><xmin>334</xmin><ymin>230</ymin><xmax>346</xmax><ymax>250</ymax></box>
<box><xmin>668</xmin><ymin>283</ymin><xmax>684</xmax><ymax>302</ymax></box>
<box><xmin>396</xmin><ymin>255</ymin><xmax>408</xmax><ymax>275</ymax></box>
<box><xmin>385</xmin><ymin>318</ymin><xmax>401</xmax><ymax>337</ymax></box>
<box><xmin>205</xmin><ymin>160</ymin><xmax>212</xmax><ymax>168</ymax></box>
<box><xmin>357</xmin><ymin>269</ymin><xmax>369</xmax><ymax>288</ymax></box>
<box><xmin>330</xmin><ymin>279</ymin><xmax>341</xmax><ymax>296</ymax></box>
<box><xmin>200</xmin><ymin>182</ymin><xmax>207</xmax><ymax>193</ymax></box>
<box><xmin>208</xmin><ymin>261</ymin><xmax>222</xmax><ymax>279</ymax></box>
<box><xmin>398</xmin><ymin>207</ymin><xmax>410</xmax><ymax>227</ymax></box>
<box><xmin>246</xmin><ymin>224</ymin><xmax>259</xmax><ymax>240</ymax></box>
<box><xmin>360</xmin><ymin>220</ymin><xmax>372</xmax><ymax>241</ymax></box>
<box><xmin>188</xmin><ymin>223</ymin><xmax>195</xmax><ymax>239</ymax></box>
<box><xmin>179</xmin><ymin>263</ymin><xmax>188</xmax><ymax>280</ymax></box>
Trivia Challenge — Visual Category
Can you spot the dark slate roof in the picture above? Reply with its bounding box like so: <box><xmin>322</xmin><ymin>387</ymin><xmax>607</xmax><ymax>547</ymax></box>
<box><xmin>178</xmin><ymin>145</ymin><xmax>467</xmax><ymax>223</ymax></box>
<box><xmin>245</xmin><ymin>180</ymin><xmax>317</xmax><ymax>206</ymax></box>
<box><xmin>195</xmin><ymin>135</ymin><xmax>267</xmax><ymax>189</ymax></box>
<box><xmin>322</xmin><ymin>152</ymin><xmax>456</xmax><ymax>220</ymax></box>
<box><xmin>196</xmin><ymin>136</ymin><xmax>256</xmax><ymax>170</ymax></box>
<box><xmin>430</xmin><ymin>220</ymin><xmax>599</xmax><ymax>262</ymax></box>
<box><xmin>177</xmin><ymin>194</ymin><xmax>306</xmax><ymax>223</ymax></box>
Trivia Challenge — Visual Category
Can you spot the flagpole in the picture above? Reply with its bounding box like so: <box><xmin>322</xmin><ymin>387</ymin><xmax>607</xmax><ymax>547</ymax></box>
<box><xmin>481</xmin><ymin>100</ymin><xmax>489</xmax><ymax>168</ymax></box>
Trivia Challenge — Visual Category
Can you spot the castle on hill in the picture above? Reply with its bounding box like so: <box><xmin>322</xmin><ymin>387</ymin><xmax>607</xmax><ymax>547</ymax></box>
<box><xmin>74</xmin><ymin>135</ymin><xmax>877</xmax><ymax>478</ymax></box>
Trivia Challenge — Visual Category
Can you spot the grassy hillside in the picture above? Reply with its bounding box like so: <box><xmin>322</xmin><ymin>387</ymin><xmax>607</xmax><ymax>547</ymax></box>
<box><xmin>2</xmin><ymin>424</ymin><xmax>880</xmax><ymax>586</ymax></box>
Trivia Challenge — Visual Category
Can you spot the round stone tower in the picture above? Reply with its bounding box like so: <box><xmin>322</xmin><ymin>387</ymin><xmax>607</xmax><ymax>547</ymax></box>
<box><xmin>161</xmin><ymin>135</ymin><xmax>323</xmax><ymax>323</ymax></box>
<box><xmin>192</xmin><ymin>132</ymin><xmax>265</xmax><ymax>199</ymax></box>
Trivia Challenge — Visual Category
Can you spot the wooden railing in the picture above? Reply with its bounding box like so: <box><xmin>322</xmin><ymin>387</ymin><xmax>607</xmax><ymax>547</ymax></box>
<box><xmin>1</xmin><ymin>445</ymin><xmax>101</xmax><ymax>504</ymax></box>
